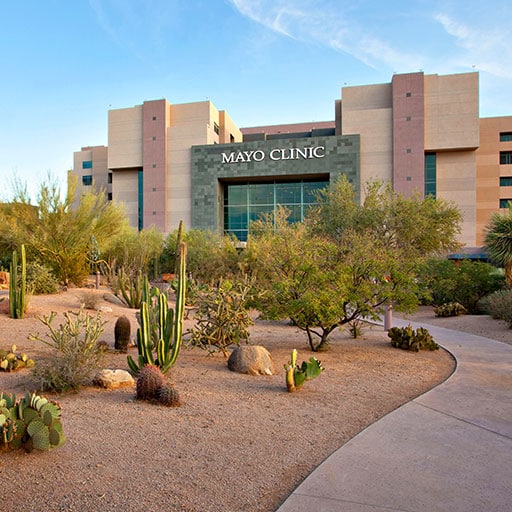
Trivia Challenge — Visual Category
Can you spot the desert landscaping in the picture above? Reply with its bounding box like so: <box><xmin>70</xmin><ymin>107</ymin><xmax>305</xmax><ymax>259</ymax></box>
<box><xmin>0</xmin><ymin>286</ymin><xmax>509</xmax><ymax>511</ymax></box>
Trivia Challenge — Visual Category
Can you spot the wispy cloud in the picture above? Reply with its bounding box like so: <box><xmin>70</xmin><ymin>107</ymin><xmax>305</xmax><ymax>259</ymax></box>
<box><xmin>229</xmin><ymin>0</ymin><xmax>512</xmax><ymax>79</ymax></box>
<box><xmin>434</xmin><ymin>12</ymin><xmax>512</xmax><ymax>79</ymax></box>
<box><xmin>229</xmin><ymin>0</ymin><xmax>426</xmax><ymax>71</ymax></box>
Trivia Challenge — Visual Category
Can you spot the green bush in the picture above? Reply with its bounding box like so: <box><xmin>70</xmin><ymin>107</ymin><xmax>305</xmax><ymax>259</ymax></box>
<box><xmin>388</xmin><ymin>325</ymin><xmax>439</xmax><ymax>352</ymax></box>
<box><xmin>479</xmin><ymin>289</ymin><xmax>512</xmax><ymax>327</ymax></box>
<box><xmin>434</xmin><ymin>302</ymin><xmax>467</xmax><ymax>317</ymax></box>
<box><xmin>418</xmin><ymin>258</ymin><xmax>505</xmax><ymax>313</ymax></box>
<box><xmin>26</xmin><ymin>261</ymin><xmax>59</xmax><ymax>295</ymax></box>
<box><xmin>162</xmin><ymin>228</ymin><xmax>243</xmax><ymax>285</ymax></box>
<box><xmin>29</xmin><ymin>308</ymin><xmax>107</xmax><ymax>392</ymax></box>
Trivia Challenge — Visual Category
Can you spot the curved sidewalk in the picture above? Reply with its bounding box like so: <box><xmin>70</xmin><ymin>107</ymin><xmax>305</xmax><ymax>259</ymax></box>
<box><xmin>277</xmin><ymin>319</ymin><xmax>512</xmax><ymax>512</ymax></box>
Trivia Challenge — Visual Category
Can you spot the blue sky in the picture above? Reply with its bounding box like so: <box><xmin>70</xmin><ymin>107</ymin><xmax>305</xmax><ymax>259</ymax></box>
<box><xmin>1</xmin><ymin>0</ymin><xmax>511</xmax><ymax>200</ymax></box>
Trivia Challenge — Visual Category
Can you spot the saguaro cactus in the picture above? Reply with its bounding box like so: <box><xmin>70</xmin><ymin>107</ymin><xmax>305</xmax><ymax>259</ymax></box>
<box><xmin>127</xmin><ymin>242</ymin><xmax>187</xmax><ymax>375</ymax></box>
<box><xmin>9</xmin><ymin>245</ymin><xmax>27</xmax><ymax>319</ymax></box>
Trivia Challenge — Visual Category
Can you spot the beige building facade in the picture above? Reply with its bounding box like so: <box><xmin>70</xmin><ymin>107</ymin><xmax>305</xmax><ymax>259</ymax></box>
<box><xmin>72</xmin><ymin>71</ymin><xmax>512</xmax><ymax>248</ymax></box>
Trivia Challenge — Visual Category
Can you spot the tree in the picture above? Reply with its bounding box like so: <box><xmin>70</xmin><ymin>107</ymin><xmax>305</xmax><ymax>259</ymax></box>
<box><xmin>161</xmin><ymin>227</ymin><xmax>242</xmax><ymax>285</ymax></box>
<box><xmin>0</xmin><ymin>175</ymin><xmax>128</xmax><ymax>286</ymax></box>
<box><xmin>100</xmin><ymin>224</ymin><xmax>164</xmax><ymax>281</ymax></box>
<box><xmin>247</xmin><ymin>178</ymin><xmax>463</xmax><ymax>351</ymax></box>
<box><xmin>484</xmin><ymin>203</ymin><xmax>512</xmax><ymax>286</ymax></box>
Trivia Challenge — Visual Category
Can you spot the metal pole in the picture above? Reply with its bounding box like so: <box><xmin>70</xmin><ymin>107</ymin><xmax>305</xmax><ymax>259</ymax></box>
<box><xmin>384</xmin><ymin>304</ymin><xmax>393</xmax><ymax>330</ymax></box>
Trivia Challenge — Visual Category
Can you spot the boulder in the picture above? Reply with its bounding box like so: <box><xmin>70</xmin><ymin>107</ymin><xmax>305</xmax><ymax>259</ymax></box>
<box><xmin>94</xmin><ymin>369</ymin><xmax>134</xmax><ymax>389</ymax></box>
<box><xmin>227</xmin><ymin>345</ymin><xmax>274</xmax><ymax>376</ymax></box>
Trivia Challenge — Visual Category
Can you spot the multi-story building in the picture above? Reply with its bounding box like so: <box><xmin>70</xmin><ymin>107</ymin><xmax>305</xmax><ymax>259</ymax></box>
<box><xmin>71</xmin><ymin>71</ymin><xmax>512</xmax><ymax>249</ymax></box>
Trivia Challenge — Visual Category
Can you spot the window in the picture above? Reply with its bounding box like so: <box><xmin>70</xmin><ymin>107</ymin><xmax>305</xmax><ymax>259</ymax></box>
<box><xmin>406</xmin><ymin>116</ymin><xmax>411</xmax><ymax>121</ymax></box>
<box><xmin>223</xmin><ymin>179</ymin><xmax>328</xmax><ymax>241</ymax></box>
<box><xmin>500</xmin><ymin>177</ymin><xmax>512</xmax><ymax>187</ymax></box>
<box><xmin>213</xmin><ymin>122</ymin><xmax>220</xmax><ymax>135</ymax></box>
<box><xmin>425</xmin><ymin>153</ymin><xmax>436</xmax><ymax>198</ymax></box>
<box><xmin>230</xmin><ymin>133</ymin><xmax>235</xmax><ymax>143</ymax></box>
<box><xmin>108</xmin><ymin>173</ymin><xmax>112</xmax><ymax>184</ymax></box>
<box><xmin>406</xmin><ymin>148</ymin><xmax>411</xmax><ymax>153</ymax></box>
<box><xmin>152</xmin><ymin>116</ymin><xmax>157</xmax><ymax>121</ymax></box>
<box><xmin>152</xmin><ymin>136</ymin><xmax>156</xmax><ymax>141</ymax></box>
<box><xmin>500</xmin><ymin>132</ymin><xmax>512</xmax><ymax>142</ymax></box>
<box><xmin>500</xmin><ymin>199</ymin><xmax>512</xmax><ymax>208</ymax></box>
<box><xmin>500</xmin><ymin>151</ymin><xmax>512</xmax><ymax>164</ymax></box>
<box><xmin>82</xmin><ymin>160</ymin><xmax>92</xmax><ymax>169</ymax></box>
<box><xmin>82</xmin><ymin>175</ymin><xmax>93</xmax><ymax>186</ymax></box>
<box><xmin>107</xmin><ymin>192</ymin><xmax>112</xmax><ymax>201</ymax></box>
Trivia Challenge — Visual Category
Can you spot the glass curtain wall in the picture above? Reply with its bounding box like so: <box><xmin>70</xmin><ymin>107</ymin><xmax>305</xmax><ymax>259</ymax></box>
<box><xmin>224</xmin><ymin>179</ymin><xmax>328</xmax><ymax>240</ymax></box>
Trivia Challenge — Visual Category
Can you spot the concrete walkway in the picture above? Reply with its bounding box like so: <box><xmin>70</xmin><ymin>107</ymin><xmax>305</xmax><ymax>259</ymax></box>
<box><xmin>276</xmin><ymin>319</ymin><xmax>512</xmax><ymax>512</ymax></box>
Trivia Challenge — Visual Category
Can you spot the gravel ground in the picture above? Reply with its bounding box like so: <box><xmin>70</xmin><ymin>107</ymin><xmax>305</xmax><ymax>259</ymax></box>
<box><xmin>2</xmin><ymin>290</ymin><xmax>505</xmax><ymax>511</ymax></box>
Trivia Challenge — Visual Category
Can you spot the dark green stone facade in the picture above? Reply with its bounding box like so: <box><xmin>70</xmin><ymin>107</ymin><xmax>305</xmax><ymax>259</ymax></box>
<box><xmin>191</xmin><ymin>134</ymin><xmax>360</xmax><ymax>232</ymax></box>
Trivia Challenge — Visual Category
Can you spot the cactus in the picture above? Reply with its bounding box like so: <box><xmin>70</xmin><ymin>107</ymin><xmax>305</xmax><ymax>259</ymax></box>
<box><xmin>9</xmin><ymin>244</ymin><xmax>27</xmax><ymax>319</ymax></box>
<box><xmin>388</xmin><ymin>325</ymin><xmax>439</xmax><ymax>352</ymax></box>
<box><xmin>285</xmin><ymin>349</ymin><xmax>324</xmax><ymax>392</ymax></box>
<box><xmin>434</xmin><ymin>302</ymin><xmax>467</xmax><ymax>317</ymax></box>
<box><xmin>156</xmin><ymin>384</ymin><xmax>181</xmax><ymax>407</ymax></box>
<box><xmin>118</xmin><ymin>269</ymin><xmax>145</xmax><ymax>308</ymax></box>
<box><xmin>136</xmin><ymin>364</ymin><xmax>166</xmax><ymax>400</ymax></box>
<box><xmin>0</xmin><ymin>344</ymin><xmax>35</xmax><ymax>372</ymax></box>
<box><xmin>0</xmin><ymin>392</ymin><xmax>65</xmax><ymax>452</ymax></box>
<box><xmin>127</xmin><ymin>242</ymin><xmax>187</xmax><ymax>375</ymax></box>
<box><xmin>114</xmin><ymin>315</ymin><xmax>131</xmax><ymax>352</ymax></box>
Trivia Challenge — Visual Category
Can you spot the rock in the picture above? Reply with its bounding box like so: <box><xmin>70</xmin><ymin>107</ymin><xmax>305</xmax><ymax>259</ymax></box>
<box><xmin>227</xmin><ymin>345</ymin><xmax>274</xmax><ymax>376</ymax></box>
<box><xmin>103</xmin><ymin>293</ymin><xmax>126</xmax><ymax>307</ymax></box>
<box><xmin>96</xmin><ymin>305</ymin><xmax>113</xmax><ymax>313</ymax></box>
<box><xmin>94</xmin><ymin>369</ymin><xmax>134</xmax><ymax>389</ymax></box>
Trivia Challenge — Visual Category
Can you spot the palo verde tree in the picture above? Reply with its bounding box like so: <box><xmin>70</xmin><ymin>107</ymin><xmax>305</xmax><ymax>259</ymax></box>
<box><xmin>0</xmin><ymin>175</ymin><xmax>128</xmax><ymax>286</ymax></box>
<box><xmin>247</xmin><ymin>177</ymin><xmax>462</xmax><ymax>351</ymax></box>
<box><xmin>484</xmin><ymin>202</ymin><xmax>512</xmax><ymax>286</ymax></box>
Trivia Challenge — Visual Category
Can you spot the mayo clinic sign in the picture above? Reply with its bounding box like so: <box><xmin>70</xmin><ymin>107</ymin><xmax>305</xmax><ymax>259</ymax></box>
<box><xmin>221</xmin><ymin>145</ymin><xmax>325</xmax><ymax>164</ymax></box>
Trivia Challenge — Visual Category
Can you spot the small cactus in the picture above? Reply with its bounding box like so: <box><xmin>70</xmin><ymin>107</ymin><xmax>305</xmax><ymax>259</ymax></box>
<box><xmin>156</xmin><ymin>384</ymin><xmax>181</xmax><ymax>407</ymax></box>
<box><xmin>136</xmin><ymin>364</ymin><xmax>165</xmax><ymax>401</ymax></box>
<box><xmin>114</xmin><ymin>315</ymin><xmax>131</xmax><ymax>352</ymax></box>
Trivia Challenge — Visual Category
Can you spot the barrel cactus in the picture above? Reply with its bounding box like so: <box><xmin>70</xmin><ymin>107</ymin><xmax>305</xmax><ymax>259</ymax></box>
<box><xmin>114</xmin><ymin>315</ymin><xmax>131</xmax><ymax>352</ymax></box>
<box><xmin>136</xmin><ymin>364</ymin><xmax>165</xmax><ymax>401</ymax></box>
<box><xmin>156</xmin><ymin>384</ymin><xmax>181</xmax><ymax>407</ymax></box>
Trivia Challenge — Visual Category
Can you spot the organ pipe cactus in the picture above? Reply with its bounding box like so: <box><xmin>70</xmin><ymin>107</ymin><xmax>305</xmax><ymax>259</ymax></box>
<box><xmin>127</xmin><ymin>242</ymin><xmax>187</xmax><ymax>375</ymax></box>
<box><xmin>285</xmin><ymin>349</ymin><xmax>324</xmax><ymax>392</ymax></box>
<box><xmin>9</xmin><ymin>244</ymin><xmax>27</xmax><ymax>319</ymax></box>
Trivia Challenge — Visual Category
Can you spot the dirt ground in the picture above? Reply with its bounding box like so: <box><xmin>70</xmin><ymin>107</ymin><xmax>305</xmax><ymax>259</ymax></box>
<box><xmin>0</xmin><ymin>288</ymin><xmax>508</xmax><ymax>511</ymax></box>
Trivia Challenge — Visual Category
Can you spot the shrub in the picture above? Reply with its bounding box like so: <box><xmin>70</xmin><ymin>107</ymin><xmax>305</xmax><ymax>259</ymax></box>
<box><xmin>479</xmin><ymin>289</ymin><xmax>512</xmax><ymax>327</ymax></box>
<box><xmin>26</xmin><ymin>261</ymin><xmax>59</xmax><ymax>295</ymax></box>
<box><xmin>418</xmin><ymin>258</ymin><xmax>505</xmax><ymax>313</ymax></box>
<box><xmin>29</xmin><ymin>308</ymin><xmax>107</xmax><ymax>392</ymax></box>
<box><xmin>434</xmin><ymin>302</ymin><xmax>467</xmax><ymax>317</ymax></box>
<box><xmin>77</xmin><ymin>290</ymin><xmax>102</xmax><ymax>310</ymax></box>
<box><xmin>388</xmin><ymin>325</ymin><xmax>439</xmax><ymax>352</ymax></box>
<box><xmin>185</xmin><ymin>278</ymin><xmax>254</xmax><ymax>356</ymax></box>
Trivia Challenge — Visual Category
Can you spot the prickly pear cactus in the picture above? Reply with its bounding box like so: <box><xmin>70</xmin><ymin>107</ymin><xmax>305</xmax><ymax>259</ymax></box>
<box><xmin>114</xmin><ymin>315</ymin><xmax>131</xmax><ymax>352</ymax></box>
<box><xmin>136</xmin><ymin>364</ymin><xmax>165</xmax><ymax>401</ymax></box>
<box><xmin>1</xmin><ymin>392</ymin><xmax>65</xmax><ymax>452</ymax></box>
<box><xmin>156</xmin><ymin>384</ymin><xmax>181</xmax><ymax>407</ymax></box>
<box><xmin>0</xmin><ymin>345</ymin><xmax>35</xmax><ymax>372</ymax></box>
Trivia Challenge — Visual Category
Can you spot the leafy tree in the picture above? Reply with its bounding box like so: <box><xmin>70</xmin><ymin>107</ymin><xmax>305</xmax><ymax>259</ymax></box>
<box><xmin>0</xmin><ymin>175</ymin><xmax>128</xmax><ymax>286</ymax></box>
<box><xmin>248</xmin><ymin>178</ymin><xmax>462</xmax><ymax>351</ymax></box>
<box><xmin>484</xmin><ymin>202</ymin><xmax>512</xmax><ymax>286</ymax></box>
<box><xmin>100</xmin><ymin>224</ymin><xmax>164</xmax><ymax>281</ymax></box>
<box><xmin>162</xmin><ymin>227</ymin><xmax>242</xmax><ymax>285</ymax></box>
